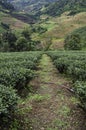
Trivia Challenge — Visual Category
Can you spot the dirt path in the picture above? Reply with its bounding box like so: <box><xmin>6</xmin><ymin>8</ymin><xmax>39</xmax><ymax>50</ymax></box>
<box><xmin>20</xmin><ymin>54</ymin><xmax>86</xmax><ymax>130</ymax></box>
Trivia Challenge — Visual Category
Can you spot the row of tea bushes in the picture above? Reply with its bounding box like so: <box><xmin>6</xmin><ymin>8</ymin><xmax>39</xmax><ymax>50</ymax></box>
<box><xmin>0</xmin><ymin>51</ymin><xmax>42</xmax><ymax>115</ymax></box>
<box><xmin>47</xmin><ymin>51</ymin><xmax>86</xmax><ymax>110</ymax></box>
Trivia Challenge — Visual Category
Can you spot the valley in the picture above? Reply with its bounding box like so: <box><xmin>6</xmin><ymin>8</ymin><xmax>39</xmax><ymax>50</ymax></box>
<box><xmin>0</xmin><ymin>0</ymin><xmax>86</xmax><ymax>130</ymax></box>
<box><xmin>0</xmin><ymin>0</ymin><xmax>86</xmax><ymax>50</ymax></box>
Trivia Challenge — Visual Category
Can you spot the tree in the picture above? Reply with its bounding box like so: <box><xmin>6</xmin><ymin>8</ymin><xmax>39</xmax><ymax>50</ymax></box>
<box><xmin>2</xmin><ymin>31</ymin><xmax>17</xmax><ymax>51</ymax></box>
<box><xmin>0</xmin><ymin>34</ymin><xmax>3</xmax><ymax>51</ymax></box>
<box><xmin>27</xmin><ymin>40</ymin><xmax>40</xmax><ymax>51</ymax></box>
<box><xmin>16</xmin><ymin>37</ymin><xmax>28</xmax><ymax>51</ymax></box>
<box><xmin>22</xmin><ymin>29</ymin><xmax>31</xmax><ymax>40</ymax></box>
<box><xmin>64</xmin><ymin>34</ymin><xmax>82</xmax><ymax>50</ymax></box>
<box><xmin>0</xmin><ymin>34</ymin><xmax>2</xmax><ymax>44</ymax></box>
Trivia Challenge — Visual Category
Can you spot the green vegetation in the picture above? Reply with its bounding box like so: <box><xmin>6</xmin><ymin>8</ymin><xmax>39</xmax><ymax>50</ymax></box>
<box><xmin>0</xmin><ymin>51</ymin><xmax>42</xmax><ymax>116</ymax></box>
<box><xmin>0</xmin><ymin>85</ymin><xmax>19</xmax><ymax>115</ymax></box>
<box><xmin>0</xmin><ymin>0</ymin><xmax>15</xmax><ymax>11</ymax></box>
<box><xmin>0</xmin><ymin>0</ymin><xmax>86</xmax><ymax>51</ymax></box>
<box><xmin>0</xmin><ymin>0</ymin><xmax>36</xmax><ymax>35</ymax></box>
<box><xmin>47</xmin><ymin>51</ymin><xmax>86</xmax><ymax>110</ymax></box>
<box><xmin>64</xmin><ymin>34</ymin><xmax>82</xmax><ymax>50</ymax></box>
<box><xmin>30</xmin><ymin>12</ymin><xmax>86</xmax><ymax>50</ymax></box>
<box><xmin>64</xmin><ymin>26</ymin><xmax>86</xmax><ymax>50</ymax></box>
<box><xmin>74</xmin><ymin>81</ymin><xmax>86</xmax><ymax>110</ymax></box>
<box><xmin>0</xmin><ymin>29</ymin><xmax>41</xmax><ymax>52</ymax></box>
<box><xmin>8</xmin><ymin>0</ymin><xmax>57</xmax><ymax>14</ymax></box>
<box><xmin>0</xmin><ymin>0</ymin><xmax>86</xmax><ymax>129</ymax></box>
<box><xmin>71</xmin><ymin>26</ymin><xmax>86</xmax><ymax>48</ymax></box>
<box><xmin>44</xmin><ymin>0</ymin><xmax>86</xmax><ymax>16</ymax></box>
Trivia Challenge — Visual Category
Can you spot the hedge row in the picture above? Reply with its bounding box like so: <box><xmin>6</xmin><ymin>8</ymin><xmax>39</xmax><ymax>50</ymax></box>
<box><xmin>0</xmin><ymin>51</ymin><xmax>42</xmax><ymax>115</ymax></box>
<box><xmin>47</xmin><ymin>51</ymin><xmax>86</xmax><ymax>110</ymax></box>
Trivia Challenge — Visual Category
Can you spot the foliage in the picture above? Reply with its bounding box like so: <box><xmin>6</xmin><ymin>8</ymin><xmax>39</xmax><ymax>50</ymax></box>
<box><xmin>64</xmin><ymin>34</ymin><xmax>82</xmax><ymax>50</ymax></box>
<box><xmin>0</xmin><ymin>51</ymin><xmax>42</xmax><ymax>115</ymax></box>
<box><xmin>74</xmin><ymin>81</ymin><xmax>86</xmax><ymax>110</ymax></box>
<box><xmin>48</xmin><ymin>51</ymin><xmax>86</xmax><ymax>81</ymax></box>
<box><xmin>8</xmin><ymin>0</ymin><xmax>57</xmax><ymax>14</ymax></box>
<box><xmin>2</xmin><ymin>30</ymin><xmax>17</xmax><ymax>51</ymax></box>
<box><xmin>22</xmin><ymin>29</ymin><xmax>31</xmax><ymax>40</ymax></box>
<box><xmin>0</xmin><ymin>29</ymin><xmax>41</xmax><ymax>52</ymax></box>
<box><xmin>0</xmin><ymin>0</ymin><xmax>15</xmax><ymax>11</ymax></box>
<box><xmin>16</xmin><ymin>37</ymin><xmax>28</xmax><ymax>51</ymax></box>
<box><xmin>0</xmin><ymin>84</ymin><xmax>19</xmax><ymax>115</ymax></box>
<box><xmin>1</xmin><ymin>22</ymin><xmax>10</xmax><ymax>30</ymax></box>
<box><xmin>2</xmin><ymin>31</ymin><xmax>17</xmax><ymax>43</ymax></box>
<box><xmin>31</xmin><ymin>26</ymin><xmax>47</xmax><ymax>34</ymax></box>
<box><xmin>44</xmin><ymin>0</ymin><xmax>86</xmax><ymax>16</ymax></box>
<box><xmin>0</xmin><ymin>52</ymin><xmax>42</xmax><ymax>89</ymax></box>
<box><xmin>48</xmin><ymin>51</ymin><xmax>86</xmax><ymax>110</ymax></box>
<box><xmin>71</xmin><ymin>26</ymin><xmax>86</xmax><ymax>48</ymax></box>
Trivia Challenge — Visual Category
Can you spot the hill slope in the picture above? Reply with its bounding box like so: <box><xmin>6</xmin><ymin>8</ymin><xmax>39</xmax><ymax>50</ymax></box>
<box><xmin>0</xmin><ymin>0</ymin><xmax>37</xmax><ymax>33</ymax></box>
<box><xmin>0</xmin><ymin>0</ymin><xmax>15</xmax><ymax>11</ymax></box>
<box><xmin>8</xmin><ymin>0</ymin><xmax>86</xmax><ymax>16</ymax></box>
<box><xmin>31</xmin><ymin>12</ymin><xmax>86</xmax><ymax>50</ymax></box>
<box><xmin>8</xmin><ymin>0</ymin><xmax>58</xmax><ymax>14</ymax></box>
<box><xmin>44</xmin><ymin>0</ymin><xmax>86</xmax><ymax>16</ymax></box>
<box><xmin>1</xmin><ymin>0</ymin><xmax>86</xmax><ymax>50</ymax></box>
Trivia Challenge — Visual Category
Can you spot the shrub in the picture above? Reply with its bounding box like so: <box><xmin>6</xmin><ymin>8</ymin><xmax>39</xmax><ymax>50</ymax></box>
<box><xmin>1</xmin><ymin>22</ymin><xmax>10</xmax><ymax>30</ymax></box>
<box><xmin>2</xmin><ymin>31</ymin><xmax>17</xmax><ymax>51</ymax></box>
<box><xmin>16</xmin><ymin>37</ymin><xmax>28</xmax><ymax>51</ymax></box>
<box><xmin>0</xmin><ymin>85</ymin><xmax>19</xmax><ymax>115</ymax></box>
<box><xmin>22</xmin><ymin>29</ymin><xmax>31</xmax><ymax>40</ymax></box>
<box><xmin>64</xmin><ymin>34</ymin><xmax>82</xmax><ymax>50</ymax></box>
<box><xmin>47</xmin><ymin>51</ymin><xmax>86</xmax><ymax>110</ymax></box>
<box><xmin>74</xmin><ymin>81</ymin><xmax>86</xmax><ymax>110</ymax></box>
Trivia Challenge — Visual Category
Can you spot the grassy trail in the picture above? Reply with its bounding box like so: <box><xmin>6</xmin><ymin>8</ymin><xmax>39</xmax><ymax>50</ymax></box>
<box><xmin>20</xmin><ymin>54</ymin><xmax>86</xmax><ymax>130</ymax></box>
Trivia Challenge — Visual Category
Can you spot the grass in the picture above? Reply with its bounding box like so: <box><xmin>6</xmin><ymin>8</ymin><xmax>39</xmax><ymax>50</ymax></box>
<box><xmin>70</xmin><ymin>97</ymin><xmax>80</xmax><ymax>105</ymax></box>
<box><xmin>0</xmin><ymin>10</ymin><xmax>30</xmax><ymax>34</ymax></box>
<box><xmin>0</xmin><ymin>9</ymin><xmax>86</xmax><ymax>50</ymax></box>
<box><xmin>28</xmin><ymin>93</ymin><xmax>51</xmax><ymax>102</ymax></box>
<box><xmin>57</xmin><ymin>105</ymin><xmax>70</xmax><ymax>117</ymax></box>
<box><xmin>31</xmin><ymin>12</ymin><xmax>86</xmax><ymax>50</ymax></box>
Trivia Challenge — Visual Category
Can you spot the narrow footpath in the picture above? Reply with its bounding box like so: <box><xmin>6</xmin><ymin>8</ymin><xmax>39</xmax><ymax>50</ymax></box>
<box><xmin>20</xmin><ymin>54</ymin><xmax>86</xmax><ymax>130</ymax></box>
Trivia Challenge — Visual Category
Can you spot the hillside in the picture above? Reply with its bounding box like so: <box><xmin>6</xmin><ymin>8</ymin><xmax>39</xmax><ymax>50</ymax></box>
<box><xmin>0</xmin><ymin>0</ymin><xmax>36</xmax><ymax>33</ymax></box>
<box><xmin>0</xmin><ymin>11</ymin><xmax>30</xmax><ymax>33</ymax></box>
<box><xmin>0</xmin><ymin>0</ymin><xmax>15</xmax><ymax>11</ymax></box>
<box><xmin>43</xmin><ymin>0</ymin><xmax>86</xmax><ymax>16</ymax></box>
<box><xmin>8</xmin><ymin>0</ymin><xmax>58</xmax><ymax>14</ymax></box>
<box><xmin>0</xmin><ymin>0</ymin><xmax>86</xmax><ymax>50</ymax></box>
<box><xmin>8</xmin><ymin>0</ymin><xmax>86</xmax><ymax>16</ymax></box>
<box><xmin>31</xmin><ymin>12</ymin><xmax>86</xmax><ymax>50</ymax></box>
